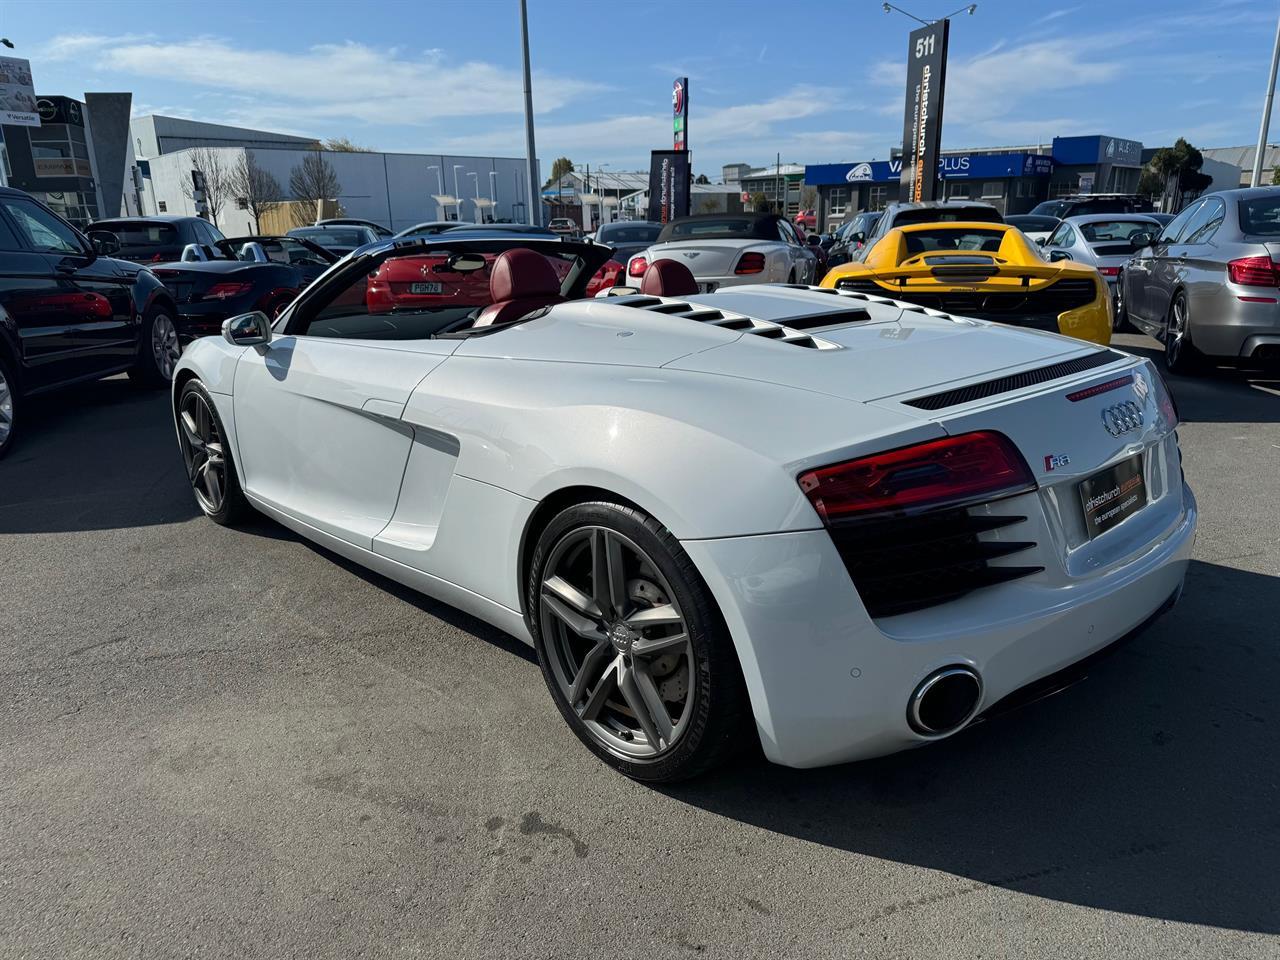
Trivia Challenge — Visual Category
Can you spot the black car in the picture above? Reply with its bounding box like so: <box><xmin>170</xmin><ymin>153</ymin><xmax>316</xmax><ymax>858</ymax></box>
<box><xmin>827</xmin><ymin>211</ymin><xmax>882</xmax><ymax>267</ymax></box>
<box><xmin>86</xmin><ymin>215</ymin><xmax>226</xmax><ymax>263</ymax></box>
<box><xmin>286</xmin><ymin>224</ymin><xmax>381</xmax><ymax>257</ymax></box>
<box><xmin>593</xmin><ymin>221</ymin><xmax>663</xmax><ymax>262</ymax></box>
<box><xmin>214</xmin><ymin>234</ymin><xmax>337</xmax><ymax>286</ymax></box>
<box><xmin>0</xmin><ymin>187</ymin><xmax>178</xmax><ymax>458</ymax></box>
<box><xmin>851</xmin><ymin>200</ymin><xmax>1003</xmax><ymax>261</ymax></box>
<box><xmin>1029</xmin><ymin>195</ymin><xmax>1153</xmax><ymax>219</ymax></box>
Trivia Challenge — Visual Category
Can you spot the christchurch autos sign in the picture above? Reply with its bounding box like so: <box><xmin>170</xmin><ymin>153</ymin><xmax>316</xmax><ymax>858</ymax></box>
<box><xmin>898</xmin><ymin>20</ymin><xmax>949</xmax><ymax>203</ymax></box>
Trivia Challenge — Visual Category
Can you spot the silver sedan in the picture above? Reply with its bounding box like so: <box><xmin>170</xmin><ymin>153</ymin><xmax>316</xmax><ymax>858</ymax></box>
<box><xmin>1123</xmin><ymin>187</ymin><xmax>1280</xmax><ymax>373</ymax></box>
<box><xmin>1041</xmin><ymin>214</ymin><xmax>1164</xmax><ymax>330</ymax></box>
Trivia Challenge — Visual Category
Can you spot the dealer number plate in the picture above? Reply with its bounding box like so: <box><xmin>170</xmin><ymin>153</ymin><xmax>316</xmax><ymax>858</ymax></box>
<box><xmin>1079</xmin><ymin>453</ymin><xmax>1146</xmax><ymax>539</ymax></box>
<box><xmin>410</xmin><ymin>282</ymin><xmax>443</xmax><ymax>294</ymax></box>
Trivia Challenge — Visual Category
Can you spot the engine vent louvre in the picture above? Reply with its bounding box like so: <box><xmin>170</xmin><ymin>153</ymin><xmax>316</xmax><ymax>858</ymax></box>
<box><xmin>904</xmin><ymin>350</ymin><xmax>1126</xmax><ymax>410</ymax></box>
<box><xmin>608</xmin><ymin>294</ymin><xmax>844</xmax><ymax>349</ymax></box>
<box><xmin>828</xmin><ymin>507</ymin><xmax>1042</xmax><ymax>618</ymax></box>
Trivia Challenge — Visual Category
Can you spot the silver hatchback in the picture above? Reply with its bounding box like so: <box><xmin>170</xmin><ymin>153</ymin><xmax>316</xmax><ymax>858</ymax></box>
<box><xmin>1123</xmin><ymin>187</ymin><xmax>1280</xmax><ymax>373</ymax></box>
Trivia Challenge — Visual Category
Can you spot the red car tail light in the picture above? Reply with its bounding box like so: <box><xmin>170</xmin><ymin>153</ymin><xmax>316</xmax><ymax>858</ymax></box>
<box><xmin>797</xmin><ymin>431</ymin><xmax>1036</xmax><ymax>524</ymax></box>
<box><xmin>629</xmin><ymin>256</ymin><xmax>649</xmax><ymax>278</ymax></box>
<box><xmin>202</xmin><ymin>281</ymin><xmax>253</xmax><ymax>300</ymax></box>
<box><xmin>1227</xmin><ymin>256</ymin><xmax>1280</xmax><ymax>287</ymax></box>
<box><xmin>735</xmin><ymin>252</ymin><xmax>766</xmax><ymax>275</ymax></box>
<box><xmin>1096</xmin><ymin>266</ymin><xmax>1120</xmax><ymax>277</ymax></box>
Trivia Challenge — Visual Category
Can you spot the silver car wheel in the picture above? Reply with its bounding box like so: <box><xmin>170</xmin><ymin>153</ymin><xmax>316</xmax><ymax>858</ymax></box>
<box><xmin>0</xmin><ymin>365</ymin><xmax>12</xmax><ymax>446</ymax></box>
<box><xmin>539</xmin><ymin>525</ymin><xmax>695</xmax><ymax>760</ymax></box>
<box><xmin>1167</xmin><ymin>296</ymin><xmax>1188</xmax><ymax>366</ymax></box>
<box><xmin>151</xmin><ymin>313</ymin><xmax>180</xmax><ymax>381</ymax></box>
<box><xmin>178</xmin><ymin>391</ymin><xmax>227</xmax><ymax>514</ymax></box>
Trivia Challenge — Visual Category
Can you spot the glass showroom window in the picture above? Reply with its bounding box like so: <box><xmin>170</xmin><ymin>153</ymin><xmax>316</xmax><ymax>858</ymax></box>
<box><xmin>982</xmin><ymin>181</ymin><xmax>1004</xmax><ymax>198</ymax></box>
<box><xmin>868</xmin><ymin>185</ymin><xmax>888</xmax><ymax>210</ymax></box>
<box><xmin>828</xmin><ymin>187</ymin><xmax>849</xmax><ymax>216</ymax></box>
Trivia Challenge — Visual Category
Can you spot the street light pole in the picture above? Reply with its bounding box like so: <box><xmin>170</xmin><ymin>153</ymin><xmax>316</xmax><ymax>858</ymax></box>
<box><xmin>468</xmin><ymin>172</ymin><xmax>482</xmax><ymax>222</ymax></box>
<box><xmin>519</xmin><ymin>0</ymin><xmax>540</xmax><ymax>226</ymax></box>
<box><xmin>452</xmin><ymin>164</ymin><xmax>465</xmax><ymax>221</ymax></box>
<box><xmin>489</xmin><ymin>170</ymin><xmax>498</xmax><ymax>222</ymax></box>
<box><xmin>1252</xmin><ymin>13</ymin><xmax>1280</xmax><ymax>187</ymax></box>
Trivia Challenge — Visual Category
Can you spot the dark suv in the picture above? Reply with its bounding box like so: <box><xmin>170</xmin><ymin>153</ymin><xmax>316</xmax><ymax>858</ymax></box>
<box><xmin>851</xmin><ymin>200</ymin><xmax>1003</xmax><ymax>261</ymax></box>
<box><xmin>86</xmin><ymin>215</ymin><xmax>226</xmax><ymax>263</ymax></box>
<box><xmin>1030</xmin><ymin>195</ymin><xmax>1152</xmax><ymax>219</ymax></box>
<box><xmin>0</xmin><ymin>188</ymin><xmax>178</xmax><ymax>458</ymax></box>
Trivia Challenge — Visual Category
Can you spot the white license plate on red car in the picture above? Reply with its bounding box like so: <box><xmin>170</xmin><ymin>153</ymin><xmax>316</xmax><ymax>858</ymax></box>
<box><xmin>409</xmin><ymin>282</ymin><xmax>443</xmax><ymax>295</ymax></box>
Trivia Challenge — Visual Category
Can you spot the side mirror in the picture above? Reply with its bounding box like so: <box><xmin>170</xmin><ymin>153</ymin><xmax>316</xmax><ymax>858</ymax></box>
<box><xmin>222</xmin><ymin>311</ymin><xmax>272</xmax><ymax>347</ymax></box>
<box><xmin>851</xmin><ymin>231</ymin><xmax>866</xmax><ymax>244</ymax></box>
<box><xmin>1035</xmin><ymin>236</ymin><xmax>1047</xmax><ymax>246</ymax></box>
<box><xmin>89</xmin><ymin>233</ymin><xmax>120</xmax><ymax>256</ymax></box>
<box><xmin>1129</xmin><ymin>231</ymin><xmax>1154</xmax><ymax>250</ymax></box>
<box><xmin>1048</xmin><ymin>250</ymin><xmax>1071</xmax><ymax>262</ymax></box>
<box><xmin>807</xmin><ymin>234</ymin><xmax>822</xmax><ymax>245</ymax></box>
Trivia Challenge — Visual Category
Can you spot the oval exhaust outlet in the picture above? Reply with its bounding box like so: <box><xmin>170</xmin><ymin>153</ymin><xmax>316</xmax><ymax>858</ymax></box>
<box><xmin>908</xmin><ymin>666</ymin><xmax>983</xmax><ymax>736</ymax></box>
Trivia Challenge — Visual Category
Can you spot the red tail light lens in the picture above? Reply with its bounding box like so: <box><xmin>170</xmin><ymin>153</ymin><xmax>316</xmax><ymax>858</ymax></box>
<box><xmin>1096</xmin><ymin>266</ymin><xmax>1120</xmax><ymax>277</ymax></box>
<box><xmin>629</xmin><ymin>256</ymin><xmax>649</xmax><ymax>278</ymax></box>
<box><xmin>797</xmin><ymin>431</ymin><xmax>1036</xmax><ymax>524</ymax></box>
<box><xmin>202</xmin><ymin>281</ymin><xmax>253</xmax><ymax>300</ymax></box>
<box><xmin>735</xmin><ymin>252</ymin><xmax>766</xmax><ymax>275</ymax></box>
<box><xmin>1227</xmin><ymin>256</ymin><xmax>1280</xmax><ymax>287</ymax></box>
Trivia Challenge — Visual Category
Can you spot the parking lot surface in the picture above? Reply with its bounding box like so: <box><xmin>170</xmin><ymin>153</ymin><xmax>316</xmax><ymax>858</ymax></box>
<box><xmin>1</xmin><ymin>333</ymin><xmax>1277</xmax><ymax>960</ymax></box>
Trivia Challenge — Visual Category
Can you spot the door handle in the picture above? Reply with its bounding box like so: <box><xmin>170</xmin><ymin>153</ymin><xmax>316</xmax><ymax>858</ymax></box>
<box><xmin>55</xmin><ymin>263</ymin><xmax>77</xmax><ymax>274</ymax></box>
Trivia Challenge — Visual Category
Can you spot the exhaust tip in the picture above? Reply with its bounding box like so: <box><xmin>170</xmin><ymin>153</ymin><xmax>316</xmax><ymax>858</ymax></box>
<box><xmin>908</xmin><ymin>666</ymin><xmax>983</xmax><ymax>736</ymax></box>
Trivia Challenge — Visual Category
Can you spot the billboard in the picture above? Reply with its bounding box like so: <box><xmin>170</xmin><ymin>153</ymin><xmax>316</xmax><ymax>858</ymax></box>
<box><xmin>673</xmin><ymin>77</ymin><xmax>689</xmax><ymax>151</ymax></box>
<box><xmin>0</xmin><ymin>56</ymin><xmax>39</xmax><ymax>127</ymax></box>
<box><xmin>898</xmin><ymin>20</ymin><xmax>949</xmax><ymax>203</ymax></box>
<box><xmin>647</xmin><ymin>149</ymin><xmax>691</xmax><ymax>224</ymax></box>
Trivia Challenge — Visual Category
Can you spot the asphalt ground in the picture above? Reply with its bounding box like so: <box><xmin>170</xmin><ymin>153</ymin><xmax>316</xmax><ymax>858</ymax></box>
<box><xmin>1</xmin><ymin>332</ymin><xmax>1277</xmax><ymax>960</ymax></box>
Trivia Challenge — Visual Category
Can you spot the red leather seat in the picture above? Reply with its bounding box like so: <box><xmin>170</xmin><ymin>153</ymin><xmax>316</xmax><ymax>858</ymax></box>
<box><xmin>640</xmin><ymin>259</ymin><xmax>698</xmax><ymax>297</ymax></box>
<box><xmin>474</xmin><ymin>248</ymin><xmax>564</xmax><ymax>327</ymax></box>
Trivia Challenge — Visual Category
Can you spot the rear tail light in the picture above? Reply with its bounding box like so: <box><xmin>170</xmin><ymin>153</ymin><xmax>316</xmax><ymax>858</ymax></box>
<box><xmin>735</xmin><ymin>252</ymin><xmax>766</xmax><ymax>275</ymax></box>
<box><xmin>797</xmin><ymin>431</ymin><xmax>1036</xmax><ymax>524</ymax></box>
<box><xmin>629</xmin><ymin>256</ymin><xmax>649</xmax><ymax>278</ymax></box>
<box><xmin>1096</xmin><ymin>266</ymin><xmax>1120</xmax><ymax>277</ymax></box>
<box><xmin>1227</xmin><ymin>255</ymin><xmax>1280</xmax><ymax>287</ymax></box>
<box><xmin>202</xmin><ymin>281</ymin><xmax>253</xmax><ymax>300</ymax></box>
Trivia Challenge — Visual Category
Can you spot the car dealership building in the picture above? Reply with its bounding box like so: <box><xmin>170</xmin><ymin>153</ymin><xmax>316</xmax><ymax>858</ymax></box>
<box><xmin>804</xmin><ymin>135</ymin><xmax>1153</xmax><ymax>231</ymax></box>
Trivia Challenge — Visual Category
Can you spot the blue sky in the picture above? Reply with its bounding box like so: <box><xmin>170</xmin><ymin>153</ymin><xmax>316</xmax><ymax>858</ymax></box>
<box><xmin>3</xmin><ymin>0</ymin><xmax>1274</xmax><ymax>176</ymax></box>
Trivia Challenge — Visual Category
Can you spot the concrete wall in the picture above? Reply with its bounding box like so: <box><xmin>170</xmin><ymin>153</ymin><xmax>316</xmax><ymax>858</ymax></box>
<box><xmin>131</xmin><ymin>115</ymin><xmax>318</xmax><ymax>159</ymax></box>
<box><xmin>84</xmin><ymin>93</ymin><xmax>133</xmax><ymax>219</ymax></box>
<box><xmin>143</xmin><ymin>146</ymin><xmax>539</xmax><ymax>234</ymax></box>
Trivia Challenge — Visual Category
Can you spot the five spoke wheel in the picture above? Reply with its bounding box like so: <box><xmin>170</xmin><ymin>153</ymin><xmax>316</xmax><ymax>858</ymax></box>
<box><xmin>539</xmin><ymin>526</ymin><xmax>695</xmax><ymax>760</ymax></box>
<box><xmin>151</xmin><ymin>313</ymin><xmax>180</xmax><ymax>382</ymax></box>
<box><xmin>0</xmin><ymin>363</ymin><xmax>13</xmax><ymax>450</ymax></box>
<box><xmin>179</xmin><ymin>390</ymin><xmax>227</xmax><ymax>514</ymax></box>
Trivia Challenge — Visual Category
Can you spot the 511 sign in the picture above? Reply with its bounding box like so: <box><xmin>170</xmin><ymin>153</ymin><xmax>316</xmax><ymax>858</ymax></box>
<box><xmin>899</xmin><ymin>19</ymin><xmax>950</xmax><ymax>203</ymax></box>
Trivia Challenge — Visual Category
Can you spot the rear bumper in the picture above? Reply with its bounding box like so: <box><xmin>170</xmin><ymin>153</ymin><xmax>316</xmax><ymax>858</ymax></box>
<box><xmin>1189</xmin><ymin>294</ymin><xmax>1280</xmax><ymax>358</ymax></box>
<box><xmin>684</xmin><ymin>483</ymin><xmax>1196</xmax><ymax>769</ymax></box>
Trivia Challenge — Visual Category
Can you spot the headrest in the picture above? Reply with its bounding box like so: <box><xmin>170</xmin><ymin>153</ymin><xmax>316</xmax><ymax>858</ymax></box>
<box><xmin>640</xmin><ymin>259</ymin><xmax>698</xmax><ymax>297</ymax></box>
<box><xmin>489</xmin><ymin>248</ymin><xmax>562</xmax><ymax>303</ymax></box>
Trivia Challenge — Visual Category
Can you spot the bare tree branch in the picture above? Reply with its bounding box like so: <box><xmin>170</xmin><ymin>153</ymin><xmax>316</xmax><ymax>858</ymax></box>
<box><xmin>227</xmin><ymin>150</ymin><xmax>284</xmax><ymax>234</ymax></box>
<box><xmin>178</xmin><ymin>147</ymin><xmax>231</xmax><ymax>228</ymax></box>
<box><xmin>288</xmin><ymin>153</ymin><xmax>343</xmax><ymax>227</ymax></box>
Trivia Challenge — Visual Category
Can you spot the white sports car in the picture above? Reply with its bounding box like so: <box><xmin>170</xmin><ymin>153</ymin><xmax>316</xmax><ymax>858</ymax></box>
<box><xmin>624</xmin><ymin>213</ymin><xmax>818</xmax><ymax>292</ymax></box>
<box><xmin>172</xmin><ymin>233</ymin><xmax>1196</xmax><ymax>783</ymax></box>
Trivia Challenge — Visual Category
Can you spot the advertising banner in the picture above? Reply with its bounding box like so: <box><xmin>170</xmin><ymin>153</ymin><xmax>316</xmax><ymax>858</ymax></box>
<box><xmin>898</xmin><ymin>20</ymin><xmax>949</xmax><ymax>203</ymax></box>
<box><xmin>0</xmin><ymin>56</ymin><xmax>39</xmax><ymax>127</ymax></box>
<box><xmin>647</xmin><ymin>149</ymin><xmax>691</xmax><ymax>224</ymax></box>
<box><xmin>673</xmin><ymin>77</ymin><xmax>689</xmax><ymax>151</ymax></box>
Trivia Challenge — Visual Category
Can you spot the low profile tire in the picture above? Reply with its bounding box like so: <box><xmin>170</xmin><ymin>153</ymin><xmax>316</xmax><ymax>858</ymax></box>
<box><xmin>527</xmin><ymin>500</ymin><xmax>750</xmax><ymax>783</ymax></box>
<box><xmin>129</xmin><ymin>304</ymin><xmax>182</xmax><ymax>386</ymax></box>
<box><xmin>1164</xmin><ymin>292</ymin><xmax>1203</xmax><ymax>375</ymax></box>
<box><xmin>0</xmin><ymin>352</ymin><xmax>17</xmax><ymax>461</ymax></box>
<box><xmin>1112</xmin><ymin>273</ymin><xmax>1131</xmax><ymax>332</ymax></box>
<box><xmin>176</xmin><ymin>379</ymin><xmax>248</xmax><ymax>525</ymax></box>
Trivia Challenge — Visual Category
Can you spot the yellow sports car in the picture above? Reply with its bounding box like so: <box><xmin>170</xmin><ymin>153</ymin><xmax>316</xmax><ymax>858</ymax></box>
<box><xmin>820</xmin><ymin>221</ymin><xmax>1112</xmax><ymax>345</ymax></box>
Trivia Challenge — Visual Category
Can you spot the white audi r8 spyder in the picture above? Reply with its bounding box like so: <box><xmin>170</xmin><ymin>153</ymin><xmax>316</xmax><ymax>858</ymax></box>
<box><xmin>624</xmin><ymin>213</ymin><xmax>818</xmax><ymax>292</ymax></box>
<box><xmin>171</xmin><ymin>233</ymin><xmax>1196</xmax><ymax>783</ymax></box>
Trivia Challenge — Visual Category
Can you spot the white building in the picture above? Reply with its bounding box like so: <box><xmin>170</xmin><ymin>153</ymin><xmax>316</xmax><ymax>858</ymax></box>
<box><xmin>131</xmin><ymin>115</ymin><xmax>539</xmax><ymax>234</ymax></box>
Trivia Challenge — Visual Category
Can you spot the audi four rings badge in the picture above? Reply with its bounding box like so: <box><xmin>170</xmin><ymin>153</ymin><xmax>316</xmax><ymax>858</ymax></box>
<box><xmin>1101</xmin><ymin>401</ymin><xmax>1144</xmax><ymax>437</ymax></box>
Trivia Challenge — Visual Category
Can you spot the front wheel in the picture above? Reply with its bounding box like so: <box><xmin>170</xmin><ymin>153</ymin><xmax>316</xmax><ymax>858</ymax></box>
<box><xmin>528</xmin><ymin>500</ymin><xmax>750</xmax><ymax>782</ymax></box>
<box><xmin>176</xmin><ymin>379</ymin><xmax>248</xmax><ymax>525</ymax></box>
<box><xmin>0</xmin><ymin>352</ymin><xmax>17</xmax><ymax>460</ymax></box>
<box><xmin>1164</xmin><ymin>292</ymin><xmax>1203</xmax><ymax>375</ymax></box>
<box><xmin>129</xmin><ymin>305</ymin><xmax>181</xmax><ymax>386</ymax></box>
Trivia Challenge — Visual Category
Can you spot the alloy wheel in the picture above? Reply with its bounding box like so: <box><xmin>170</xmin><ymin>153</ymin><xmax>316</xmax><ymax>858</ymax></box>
<box><xmin>151</xmin><ymin>314</ymin><xmax>180</xmax><ymax>381</ymax></box>
<box><xmin>0</xmin><ymin>366</ymin><xmax>12</xmax><ymax>447</ymax></box>
<box><xmin>178</xmin><ymin>391</ymin><xmax>227</xmax><ymax>514</ymax></box>
<box><xmin>1167</xmin><ymin>297</ymin><xmax>1188</xmax><ymax>366</ymax></box>
<box><xmin>539</xmin><ymin>526</ymin><xmax>696</xmax><ymax>760</ymax></box>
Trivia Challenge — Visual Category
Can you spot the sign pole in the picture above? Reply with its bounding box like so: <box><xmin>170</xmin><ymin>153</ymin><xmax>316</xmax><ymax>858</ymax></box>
<box><xmin>519</xmin><ymin>0</ymin><xmax>540</xmax><ymax>226</ymax></box>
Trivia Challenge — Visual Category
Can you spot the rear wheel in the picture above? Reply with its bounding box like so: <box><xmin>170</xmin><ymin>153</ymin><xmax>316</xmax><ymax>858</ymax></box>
<box><xmin>1112</xmin><ymin>273</ymin><xmax>1131</xmax><ymax>332</ymax></box>
<box><xmin>0</xmin><ymin>352</ymin><xmax>17</xmax><ymax>460</ymax></box>
<box><xmin>528</xmin><ymin>500</ymin><xmax>750</xmax><ymax>782</ymax></box>
<box><xmin>129</xmin><ymin>304</ymin><xmax>181</xmax><ymax>386</ymax></box>
<box><xmin>1164</xmin><ymin>292</ymin><xmax>1203</xmax><ymax>375</ymax></box>
<box><xmin>176</xmin><ymin>379</ymin><xmax>248</xmax><ymax>525</ymax></box>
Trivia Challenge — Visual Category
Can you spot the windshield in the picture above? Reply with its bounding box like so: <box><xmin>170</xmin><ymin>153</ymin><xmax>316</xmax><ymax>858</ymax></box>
<box><xmin>598</xmin><ymin>223</ymin><xmax>661</xmax><ymax>244</ymax></box>
<box><xmin>659</xmin><ymin>217</ymin><xmax>771</xmax><ymax>241</ymax></box>
<box><xmin>1030</xmin><ymin>201</ymin><xmax>1068</xmax><ymax>218</ymax></box>
<box><xmin>1078</xmin><ymin>220</ymin><xmax>1156</xmax><ymax>242</ymax></box>
<box><xmin>291</xmin><ymin>227</ymin><xmax>369</xmax><ymax>247</ymax></box>
<box><xmin>1239</xmin><ymin>195</ymin><xmax>1280</xmax><ymax>236</ymax></box>
<box><xmin>227</xmin><ymin>237</ymin><xmax>330</xmax><ymax>266</ymax></box>
<box><xmin>1006</xmin><ymin>215</ymin><xmax>1059</xmax><ymax>231</ymax></box>
<box><xmin>87</xmin><ymin>222</ymin><xmax>180</xmax><ymax>258</ymax></box>
<box><xmin>901</xmin><ymin>227</ymin><xmax>1007</xmax><ymax>254</ymax></box>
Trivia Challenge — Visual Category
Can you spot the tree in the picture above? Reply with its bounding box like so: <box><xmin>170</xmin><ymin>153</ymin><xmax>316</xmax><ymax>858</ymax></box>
<box><xmin>179</xmin><ymin>147</ymin><xmax>231</xmax><ymax>227</ymax></box>
<box><xmin>694</xmin><ymin>173</ymin><xmax>711</xmax><ymax>185</ymax></box>
<box><xmin>1147</xmin><ymin>137</ymin><xmax>1212</xmax><ymax>210</ymax></box>
<box><xmin>543</xmin><ymin>156</ymin><xmax>575</xmax><ymax>188</ymax></box>
<box><xmin>227</xmin><ymin>150</ymin><xmax>285</xmax><ymax>233</ymax></box>
<box><xmin>1271</xmin><ymin>165</ymin><xmax>1280</xmax><ymax>186</ymax></box>
<box><xmin>322</xmin><ymin>137</ymin><xmax>375</xmax><ymax>152</ymax></box>
<box><xmin>751</xmin><ymin>191</ymin><xmax>769</xmax><ymax>212</ymax></box>
<box><xmin>289</xmin><ymin>152</ymin><xmax>342</xmax><ymax>226</ymax></box>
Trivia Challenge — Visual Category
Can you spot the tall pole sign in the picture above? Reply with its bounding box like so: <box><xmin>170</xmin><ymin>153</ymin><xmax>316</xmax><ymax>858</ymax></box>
<box><xmin>898</xmin><ymin>19</ymin><xmax>949</xmax><ymax>203</ymax></box>
<box><xmin>673</xmin><ymin>77</ymin><xmax>689</xmax><ymax>151</ymax></box>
